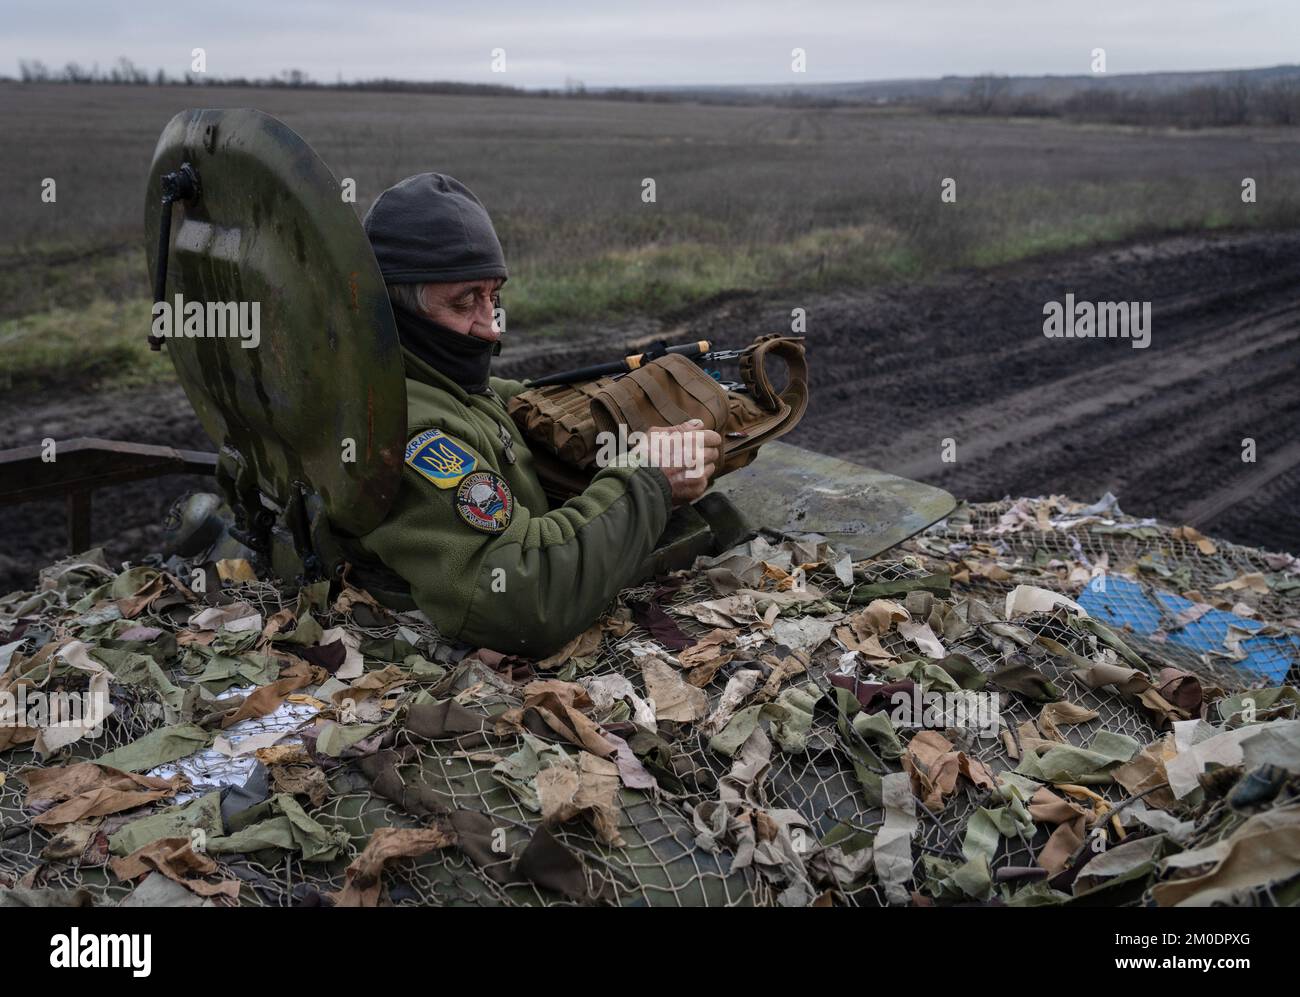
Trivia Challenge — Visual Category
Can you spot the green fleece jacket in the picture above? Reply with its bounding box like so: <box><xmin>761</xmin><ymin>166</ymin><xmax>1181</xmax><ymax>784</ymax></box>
<box><xmin>356</xmin><ymin>349</ymin><xmax>673</xmax><ymax>657</ymax></box>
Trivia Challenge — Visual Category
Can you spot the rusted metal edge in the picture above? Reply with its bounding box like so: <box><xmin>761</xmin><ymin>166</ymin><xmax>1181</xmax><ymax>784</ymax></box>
<box><xmin>0</xmin><ymin>438</ymin><xmax>217</xmax><ymax>553</ymax></box>
<box><xmin>0</xmin><ymin>438</ymin><xmax>217</xmax><ymax>505</ymax></box>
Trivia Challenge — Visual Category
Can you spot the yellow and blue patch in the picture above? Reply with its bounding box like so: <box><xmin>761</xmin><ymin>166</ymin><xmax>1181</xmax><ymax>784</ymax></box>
<box><xmin>405</xmin><ymin>428</ymin><xmax>478</xmax><ymax>489</ymax></box>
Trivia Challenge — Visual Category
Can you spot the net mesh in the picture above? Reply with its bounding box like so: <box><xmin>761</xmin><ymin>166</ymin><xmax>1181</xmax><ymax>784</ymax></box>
<box><xmin>2</xmin><ymin>495</ymin><xmax>1297</xmax><ymax>907</ymax></box>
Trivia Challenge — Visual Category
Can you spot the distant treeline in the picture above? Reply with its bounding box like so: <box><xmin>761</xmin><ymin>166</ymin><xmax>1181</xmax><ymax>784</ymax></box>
<box><xmin>10</xmin><ymin>57</ymin><xmax>1300</xmax><ymax>126</ymax></box>
<box><xmin>938</xmin><ymin>73</ymin><xmax>1300</xmax><ymax>128</ymax></box>
<box><xmin>7</xmin><ymin>57</ymin><xmax>842</xmax><ymax>105</ymax></box>
<box><xmin>7</xmin><ymin>58</ymin><xmax>858</xmax><ymax>106</ymax></box>
<box><xmin>12</xmin><ymin>58</ymin><xmax>524</xmax><ymax>95</ymax></box>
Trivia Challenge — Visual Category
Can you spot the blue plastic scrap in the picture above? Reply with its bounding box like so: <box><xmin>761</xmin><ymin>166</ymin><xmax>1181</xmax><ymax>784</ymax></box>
<box><xmin>1077</xmin><ymin>576</ymin><xmax>1298</xmax><ymax>682</ymax></box>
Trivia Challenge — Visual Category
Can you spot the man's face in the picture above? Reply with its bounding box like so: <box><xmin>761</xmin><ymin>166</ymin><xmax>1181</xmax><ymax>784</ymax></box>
<box><xmin>418</xmin><ymin>278</ymin><xmax>504</xmax><ymax>343</ymax></box>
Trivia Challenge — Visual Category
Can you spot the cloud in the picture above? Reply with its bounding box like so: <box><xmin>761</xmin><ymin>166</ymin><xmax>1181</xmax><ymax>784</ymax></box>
<box><xmin>3</xmin><ymin>0</ymin><xmax>1297</xmax><ymax>87</ymax></box>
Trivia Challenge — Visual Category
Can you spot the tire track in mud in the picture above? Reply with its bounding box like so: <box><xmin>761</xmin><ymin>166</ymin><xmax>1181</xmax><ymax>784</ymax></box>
<box><xmin>880</xmin><ymin>301</ymin><xmax>1298</xmax><ymax>480</ymax></box>
<box><xmin>777</xmin><ymin>230</ymin><xmax>1300</xmax><ymax>554</ymax></box>
<box><xmin>1181</xmin><ymin>440</ymin><xmax>1300</xmax><ymax>546</ymax></box>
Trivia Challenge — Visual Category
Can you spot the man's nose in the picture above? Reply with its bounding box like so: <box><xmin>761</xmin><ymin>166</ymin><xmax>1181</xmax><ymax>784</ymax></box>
<box><xmin>474</xmin><ymin>292</ymin><xmax>497</xmax><ymax>327</ymax></box>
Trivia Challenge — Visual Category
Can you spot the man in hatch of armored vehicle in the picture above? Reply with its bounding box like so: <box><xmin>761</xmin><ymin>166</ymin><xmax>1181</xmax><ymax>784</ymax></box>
<box><xmin>352</xmin><ymin>173</ymin><xmax>720</xmax><ymax>657</ymax></box>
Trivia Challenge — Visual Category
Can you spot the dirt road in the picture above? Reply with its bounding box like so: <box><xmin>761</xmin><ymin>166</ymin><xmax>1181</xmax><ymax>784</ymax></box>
<box><xmin>3</xmin><ymin>229</ymin><xmax>1297</xmax><ymax>591</ymax></box>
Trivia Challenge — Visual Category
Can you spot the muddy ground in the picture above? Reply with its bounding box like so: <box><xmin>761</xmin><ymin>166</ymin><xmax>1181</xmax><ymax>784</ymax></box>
<box><xmin>3</xmin><ymin>228</ymin><xmax>1297</xmax><ymax>592</ymax></box>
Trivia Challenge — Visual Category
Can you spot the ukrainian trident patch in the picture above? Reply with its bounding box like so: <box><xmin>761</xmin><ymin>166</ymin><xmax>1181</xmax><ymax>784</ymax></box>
<box><xmin>455</xmin><ymin>471</ymin><xmax>514</xmax><ymax>534</ymax></box>
<box><xmin>405</xmin><ymin>429</ymin><xmax>478</xmax><ymax>489</ymax></box>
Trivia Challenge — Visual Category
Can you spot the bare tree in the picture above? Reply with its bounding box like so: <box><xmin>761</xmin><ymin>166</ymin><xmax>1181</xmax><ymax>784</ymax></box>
<box><xmin>966</xmin><ymin>74</ymin><xmax>1009</xmax><ymax>114</ymax></box>
<box><xmin>18</xmin><ymin>59</ymin><xmax>51</xmax><ymax>82</ymax></box>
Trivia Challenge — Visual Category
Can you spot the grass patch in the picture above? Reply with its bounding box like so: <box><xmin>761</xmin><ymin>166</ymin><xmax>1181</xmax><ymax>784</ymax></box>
<box><xmin>0</xmin><ymin>239</ymin><xmax>143</xmax><ymax>322</ymax></box>
<box><xmin>503</xmin><ymin>222</ymin><xmax>919</xmax><ymax>331</ymax></box>
<box><xmin>0</xmin><ymin>297</ymin><xmax>171</xmax><ymax>394</ymax></box>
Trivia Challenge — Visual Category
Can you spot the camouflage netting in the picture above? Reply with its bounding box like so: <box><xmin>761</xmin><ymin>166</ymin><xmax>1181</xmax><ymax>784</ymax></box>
<box><xmin>2</xmin><ymin>493</ymin><xmax>1298</xmax><ymax>907</ymax></box>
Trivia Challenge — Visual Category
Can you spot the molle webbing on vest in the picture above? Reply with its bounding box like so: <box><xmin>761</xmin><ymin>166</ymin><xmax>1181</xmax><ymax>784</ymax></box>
<box><xmin>507</xmin><ymin>335</ymin><xmax>809</xmax><ymax>494</ymax></box>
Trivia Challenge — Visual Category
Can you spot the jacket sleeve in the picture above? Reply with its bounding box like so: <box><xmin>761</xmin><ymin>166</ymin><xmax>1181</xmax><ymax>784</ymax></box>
<box><xmin>488</xmin><ymin>376</ymin><xmax>529</xmax><ymax>404</ymax></box>
<box><xmin>359</xmin><ymin>459</ymin><xmax>673</xmax><ymax>657</ymax></box>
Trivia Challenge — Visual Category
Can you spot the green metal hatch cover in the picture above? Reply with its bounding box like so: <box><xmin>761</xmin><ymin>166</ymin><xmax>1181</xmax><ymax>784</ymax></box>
<box><xmin>712</xmin><ymin>442</ymin><xmax>957</xmax><ymax>559</ymax></box>
<box><xmin>144</xmin><ymin>108</ymin><xmax>404</xmax><ymax>536</ymax></box>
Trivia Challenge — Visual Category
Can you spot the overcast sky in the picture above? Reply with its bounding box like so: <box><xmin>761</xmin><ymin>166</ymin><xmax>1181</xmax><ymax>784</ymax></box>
<box><xmin>4</xmin><ymin>0</ymin><xmax>1296</xmax><ymax>87</ymax></box>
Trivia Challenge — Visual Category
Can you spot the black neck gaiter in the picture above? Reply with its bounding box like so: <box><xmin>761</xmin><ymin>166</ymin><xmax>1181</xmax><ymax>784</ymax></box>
<box><xmin>393</xmin><ymin>305</ymin><xmax>495</xmax><ymax>394</ymax></box>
